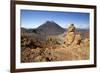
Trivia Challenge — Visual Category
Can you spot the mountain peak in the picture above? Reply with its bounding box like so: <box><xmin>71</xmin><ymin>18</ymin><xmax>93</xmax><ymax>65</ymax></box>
<box><xmin>45</xmin><ymin>21</ymin><xmax>56</xmax><ymax>24</ymax></box>
<box><xmin>36</xmin><ymin>21</ymin><xmax>66</xmax><ymax>35</ymax></box>
<box><xmin>38</xmin><ymin>21</ymin><xmax>61</xmax><ymax>29</ymax></box>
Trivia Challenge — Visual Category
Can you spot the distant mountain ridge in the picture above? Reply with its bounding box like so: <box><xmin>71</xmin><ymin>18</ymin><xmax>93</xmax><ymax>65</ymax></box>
<box><xmin>21</xmin><ymin>21</ymin><xmax>89</xmax><ymax>37</ymax></box>
<box><xmin>21</xmin><ymin>21</ymin><xmax>66</xmax><ymax>35</ymax></box>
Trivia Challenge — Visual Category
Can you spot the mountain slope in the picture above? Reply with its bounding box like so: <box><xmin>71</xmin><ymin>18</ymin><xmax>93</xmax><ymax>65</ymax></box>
<box><xmin>36</xmin><ymin>21</ymin><xmax>66</xmax><ymax>35</ymax></box>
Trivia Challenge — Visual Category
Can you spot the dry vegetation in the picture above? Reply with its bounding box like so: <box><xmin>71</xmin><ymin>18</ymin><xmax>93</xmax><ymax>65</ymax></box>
<box><xmin>21</xmin><ymin>24</ymin><xmax>90</xmax><ymax>63</ymax></box>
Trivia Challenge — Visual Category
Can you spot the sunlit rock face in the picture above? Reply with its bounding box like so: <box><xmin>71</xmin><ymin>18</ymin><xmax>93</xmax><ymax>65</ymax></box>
<box><xmin>73</xmin><ymin>33</ymin><xmax>82</xmax><ymax>45</ymax></box>
<box><xmin>65</xmin><ymin>24</ymin><xmax>76</xmax><ymax>45</ymax></box>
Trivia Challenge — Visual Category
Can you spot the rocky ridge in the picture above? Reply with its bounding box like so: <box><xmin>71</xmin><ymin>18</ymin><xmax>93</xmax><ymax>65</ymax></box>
<box><xmin>21</xmin><ymin>23</ymin><xmax>90</xmax><ymax>62</ymax></box>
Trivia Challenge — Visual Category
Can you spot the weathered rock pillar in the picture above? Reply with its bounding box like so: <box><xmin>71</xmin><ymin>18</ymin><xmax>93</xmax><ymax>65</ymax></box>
<box><xmin>65</xmin><ymin>24</ymin><xmax>76</xmax><ymax>45</ymax></box>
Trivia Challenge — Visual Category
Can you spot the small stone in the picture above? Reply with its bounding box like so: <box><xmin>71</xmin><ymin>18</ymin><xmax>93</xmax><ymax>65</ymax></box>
<box><xmin>34</xmin><ymin>55</ymin><xmax>42</xmax><ymax>62</ymax></box>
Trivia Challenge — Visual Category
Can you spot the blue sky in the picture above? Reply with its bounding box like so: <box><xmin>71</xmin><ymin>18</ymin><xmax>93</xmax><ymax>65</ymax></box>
<box><xmin>21</xmin><ymin>10</ymin><xmax>90</xmax><ymax>29</ymax></box>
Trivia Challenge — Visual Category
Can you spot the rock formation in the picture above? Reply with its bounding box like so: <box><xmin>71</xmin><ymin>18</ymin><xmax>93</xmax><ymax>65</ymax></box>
<box><xmin>73</xmin><ymin>32</ymin><xmax>82</xmax><ymax>45</ymax></box>
<box><xmin>67</xmin><ymin>24</ymin><xmax>76</xmax><ymax>32</ymax></box>
<box><xmin>65</xmin><ymin>24</ymin><xmax>75</xmax><ymax>45</ymax></box>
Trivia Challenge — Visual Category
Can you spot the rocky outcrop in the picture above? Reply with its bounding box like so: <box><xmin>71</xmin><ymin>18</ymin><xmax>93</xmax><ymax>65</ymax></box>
<box><xmin>67</xmin><ymin>24</ymin><xmax>76</xmax><ymax>32</ymax></box>
<box><xmin>65</xmin><ymin>24</ymin><xmax>75</xmax><ymax>45</ymax></box>
<box><xmin>65</xmin><ymin>24</ymin><xmax>83</xmax><ymax>46</ymax></box>
<box><xmin>73</xmin><ymin>33</ymin><xmax>82</xmax><ymax>45</ymax></box>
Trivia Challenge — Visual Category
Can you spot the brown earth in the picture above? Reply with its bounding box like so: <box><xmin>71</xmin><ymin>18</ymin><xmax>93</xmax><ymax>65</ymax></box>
<box><xmin>21</xmin><ymin>24</ymin><xmax>90</xmax><ymax>63</ymax></box>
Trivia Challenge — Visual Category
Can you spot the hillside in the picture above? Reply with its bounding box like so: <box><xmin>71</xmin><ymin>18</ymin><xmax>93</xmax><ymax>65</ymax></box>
<box><xmin>21</xmin><ymin>23</ymin><xmax>90</xmax><ymax>62</ymax></box>
<box><xmin>22</xmin><ymin>21</ymin><xmax>66</xmax><ymax>36</ymax></box>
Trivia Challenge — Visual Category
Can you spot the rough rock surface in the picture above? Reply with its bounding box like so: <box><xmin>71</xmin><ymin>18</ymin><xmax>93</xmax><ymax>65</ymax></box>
<box><xmin>73</xmin><ymin>33</ymin><xmax>82</xmax><ymax>45</ymax></box>
<box><xmin>21</xmin><ymin>24</ymin><xmax>90</xmax><ymax>62</ymax></box>
<box><xmin>65</xmin><ymin>24</ymin><xmax>75</xmax><ymax>45</ymax></box>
